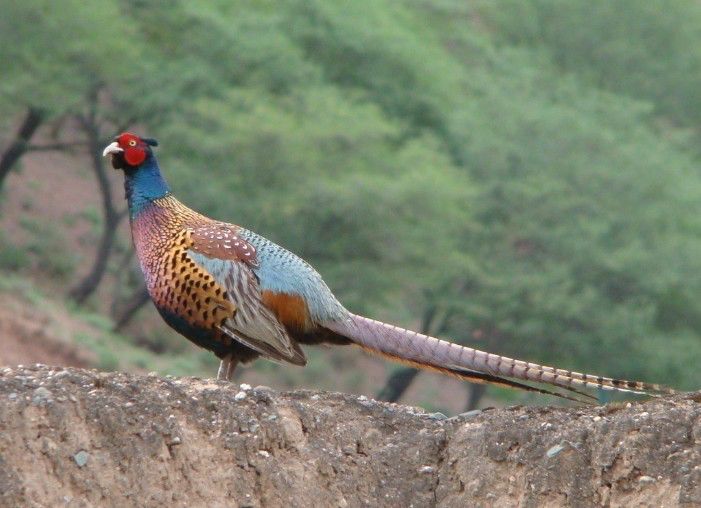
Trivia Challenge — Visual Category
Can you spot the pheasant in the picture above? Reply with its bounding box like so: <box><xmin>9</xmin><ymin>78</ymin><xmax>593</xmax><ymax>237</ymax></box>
<box><xmin>103</xmin><ymin>132</ymin><xmax>672</xmax><ymax>402</ymax></box>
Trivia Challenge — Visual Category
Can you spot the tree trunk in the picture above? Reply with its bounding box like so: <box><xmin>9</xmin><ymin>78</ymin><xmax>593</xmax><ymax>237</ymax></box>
<box><xmin>69</xmin><ymin>88</ymin><xmax>125</xmax><ymax>304</ymax></box>
<box><xmin>112</xmin><ymin>285</ymin><xmax>150</xmax><ymax>332</ymax></box>
<box><xmin>375</xmin><ymin>367</ymin><xmax>420</xmax><ymax>402</ymax></box>
<box><xmin>72</xmin><ymin>216</ymin><xmax>121</xmax><ymax>300</ymax></box>
<box><xmin>465</xmin><ymin>383</ymin><xmax>486</xmax><ymax>411</ymax></box>
<box><xmin>0</xmin><ymin>107</ymin><xmax>44</xmax><ymax>192</ymax></box>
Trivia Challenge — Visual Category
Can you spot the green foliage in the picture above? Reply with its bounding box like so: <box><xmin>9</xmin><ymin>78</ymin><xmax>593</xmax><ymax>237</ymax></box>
<box><xmin>19</xmin><ymin>217</ymin><xmax>77</xmax><ymax>280</ymax></box>
<box><xmin>477</xmin><ymin>0</ymin><xmax>701</xmax><ymax>129</ymax></box>
<box><xmin>0</xmin><ymin>1</ymin><xmax>140</xmax><ymax>119</ymax></box>
<box><xmin>0</xmin><ymin>244</ymin><xmax>29</xmax><ymax>272</ymax></box>
<box><xmin>0</xmin><ymin>232</ymin><xmax>29</xmax><ymax>272</ymax></box>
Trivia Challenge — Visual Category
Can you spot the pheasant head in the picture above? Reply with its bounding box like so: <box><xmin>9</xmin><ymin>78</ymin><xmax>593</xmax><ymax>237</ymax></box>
<box><xmin>103</xmin><ymin>132</ymin><xmax>169</xmax><ymax>218</ymax></box>
<box><xmin>103</xmin><ymin>132</ymin><xmax>159</xmax><ymax>170</ymax></box>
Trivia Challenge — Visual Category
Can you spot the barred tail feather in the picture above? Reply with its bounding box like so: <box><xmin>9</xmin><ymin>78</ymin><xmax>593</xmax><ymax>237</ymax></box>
<box><xmin>324</xmin><ymin>313</ymin><xmax>674</xmax><ymax>398</ymax></box>
<box><xmin>356</xmin><ymin>344</ymin><xmax>596</xmax><ymax>403</ymax></box>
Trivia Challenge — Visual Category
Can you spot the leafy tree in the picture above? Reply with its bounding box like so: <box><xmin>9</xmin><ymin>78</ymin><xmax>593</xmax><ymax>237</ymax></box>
<box><xmin>476</xmin><ymin>0</ymin><xmax>701</xmax><ymax>129</ymax></box>
<box><xmin>0</xmin><ymin>0</ymin><xmax>140</xmax><ymax>188</ymax></box>
<box><xmin>447</xmin><ymin>50</ymin><xmax>701</xmax><ymax>390</ymax></box>
<box><xmin>0</xmin><ymin>0</ymin><xmax>156</xmax><ymax>302</ymax></box>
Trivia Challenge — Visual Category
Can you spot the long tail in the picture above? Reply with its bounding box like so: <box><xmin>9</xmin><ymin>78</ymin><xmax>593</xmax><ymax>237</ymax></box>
<box><xmin>323</xmin><ymin>313</ymin><xmax>674</xmax><ymax>400</ymax></box>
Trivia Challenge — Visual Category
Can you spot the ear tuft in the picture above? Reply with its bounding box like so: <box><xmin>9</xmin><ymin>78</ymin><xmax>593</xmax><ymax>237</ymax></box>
<box><xmin>144</xmin><ymin>138</ymin><xmax>159</xmax><ymax>147</ymax></box>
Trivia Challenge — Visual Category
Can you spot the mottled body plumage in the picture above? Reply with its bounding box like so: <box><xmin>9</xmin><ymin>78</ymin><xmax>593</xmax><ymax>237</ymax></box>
<box><xmin>131</xmin><ymin>199</ymin><xmax>236</xmax><ymax>356</ymax></box>
<box><xmin>131</xmin><ymin>195</ymin><xmax>314</xmax><ymax>364</ymax></box>
<box><xmin>103</xmin><ymin>132</ymin><xmax>674</xmax><ymax>401</ymax></box>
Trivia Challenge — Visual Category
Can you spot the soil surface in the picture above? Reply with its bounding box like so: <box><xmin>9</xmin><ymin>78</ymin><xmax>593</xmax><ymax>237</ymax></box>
<box><xmin>0</xmin><ymin>365</ymin><xmax>699</xmax><ymax>507</ymax></box>
<box><xmin>0</xmin><ymin>294</ymin><xmax>93</xmax><ymax>370</ymax></box>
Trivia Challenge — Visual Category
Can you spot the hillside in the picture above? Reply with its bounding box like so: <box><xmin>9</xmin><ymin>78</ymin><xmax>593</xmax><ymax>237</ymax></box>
<box><xmin>1</xmin><ymin>365</ymin><xmax>699</xmax><ymax>506</ymax></box>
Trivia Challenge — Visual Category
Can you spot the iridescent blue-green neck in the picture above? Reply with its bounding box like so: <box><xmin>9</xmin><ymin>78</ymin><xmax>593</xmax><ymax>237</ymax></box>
<box><xmin>124</xmin><ymin>155</ymin><xmax>171</xmax><ymax>219</ymax></box>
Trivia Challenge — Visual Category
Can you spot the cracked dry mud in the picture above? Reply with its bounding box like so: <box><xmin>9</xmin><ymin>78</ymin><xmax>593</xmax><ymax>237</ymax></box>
<box><xmin>0</xmin><ymin>365</ymin><xmax>699</xmax><ymax>507</ymax></box>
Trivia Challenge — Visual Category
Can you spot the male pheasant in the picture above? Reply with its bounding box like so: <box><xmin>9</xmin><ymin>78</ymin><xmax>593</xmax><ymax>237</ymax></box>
<box><xmin>104</xmin><ymin>132</ymin><xmax>672</xmax><ymax>402</ymax></box>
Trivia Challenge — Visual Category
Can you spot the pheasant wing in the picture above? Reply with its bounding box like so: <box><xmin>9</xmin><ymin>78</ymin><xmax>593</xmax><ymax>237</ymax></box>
<box><xmin>187</xmin><ymin>223</ymin><xmax>306</xmax><ymax>365</ymax></box>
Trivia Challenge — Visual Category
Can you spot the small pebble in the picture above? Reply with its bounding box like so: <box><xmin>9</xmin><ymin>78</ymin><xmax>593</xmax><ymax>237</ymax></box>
<box><xmin>258</xmin><ymin>450</ymin><xmax>270</xmax><ymax>458</ymax></box>
<box><xmin>419</xmin><ymin>466</ymin><xmax>435</xmax><ymax>474</ymax></box>
<box><xmin>32</xmin><ymin>387</ymin><xmax>53</xmax><ymax>405</ymax></box>
<box><xmin>428</xmin><ymin>412</ymin><xmax>447</xmax><ymax>421</ymax></box>
<box><xmin>638</xmin><ymin>476</ymin><xmax>656</xmax><ymax>485</ymax></box>
<box><xmin>73</xmin><ymin>450</ymin><xmax>89</xmax><ymax>467</ymax></box>
<box><xmin>234</xmin><ymin>391</ymin><xmax>247</xmax><ymax>401</ymax></box>
<box><xmin>546</xmin><ymin>443</ymin><xmax>566</xmax><ymax>458</ymax></box>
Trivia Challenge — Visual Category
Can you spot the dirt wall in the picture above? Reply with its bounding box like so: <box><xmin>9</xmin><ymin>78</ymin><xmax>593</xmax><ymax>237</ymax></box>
<box><xmin>0</xmin><ymin>365</ymin><xmax>699</xmax><ymax>507</ymax></box>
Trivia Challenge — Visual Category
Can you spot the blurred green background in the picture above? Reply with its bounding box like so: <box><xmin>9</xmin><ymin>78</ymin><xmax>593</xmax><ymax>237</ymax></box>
<box><xmin>1</xmin><ymin>0</ymin><xmax>701</xmax><ymax>413</ymax></box>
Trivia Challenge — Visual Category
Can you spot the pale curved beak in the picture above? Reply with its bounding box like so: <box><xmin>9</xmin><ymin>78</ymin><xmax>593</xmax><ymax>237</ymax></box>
<box><xmin>102</xmin><ymin>141</ymin><xmax>123</xmax><ymax>157</ymax></box>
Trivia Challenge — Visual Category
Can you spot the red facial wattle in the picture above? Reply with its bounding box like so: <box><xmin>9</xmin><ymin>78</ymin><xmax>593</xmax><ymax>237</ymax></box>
<box><xmin>124</xmin><ymin>145</ymin><xmax>147</xmax><ymax>166</ymax></box>
<box><xmin>117</xmin><ymin>133</ymin><xmax>147</xmax><ymax>166</ymax></box>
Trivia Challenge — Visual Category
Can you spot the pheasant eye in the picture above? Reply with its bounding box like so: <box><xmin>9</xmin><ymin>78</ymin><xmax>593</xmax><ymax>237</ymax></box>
<box><xmin>128</xmin><ymin>140</ymin><xmax>137</xmax><ymax>147</ymax></box>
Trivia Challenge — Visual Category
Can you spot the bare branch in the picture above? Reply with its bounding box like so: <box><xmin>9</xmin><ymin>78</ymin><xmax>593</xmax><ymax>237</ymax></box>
<box><xmin>68</xmin><ymin>87</ymin><xmax>125</xmax><ymax>303</ymax></box>
<box><xmin>0</xmin><ymin>107</ymin><xmax>44</xmax><ymax>191</ymax></box>
<box><xmin>112</xmin><ymin>285</ymin><xmax>150</xmax><ymax>332</ymax></box>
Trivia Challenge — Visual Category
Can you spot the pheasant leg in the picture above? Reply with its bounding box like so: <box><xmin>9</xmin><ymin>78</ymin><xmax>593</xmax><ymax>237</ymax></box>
<box><xmin>217</xmin><ymin>353</ymin><xmax>238</xmax><ymax>381</ymax></box>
